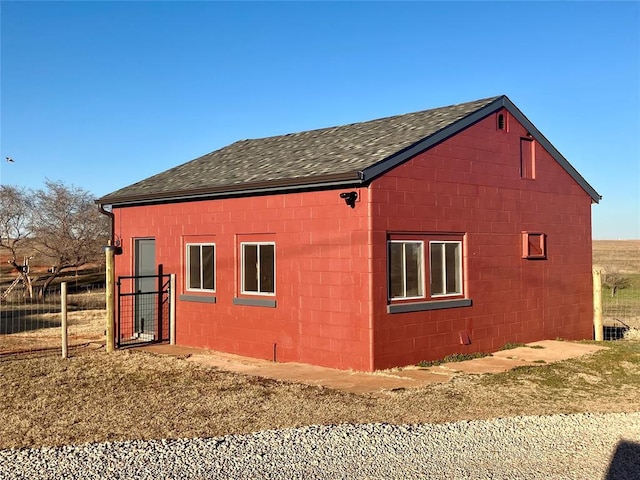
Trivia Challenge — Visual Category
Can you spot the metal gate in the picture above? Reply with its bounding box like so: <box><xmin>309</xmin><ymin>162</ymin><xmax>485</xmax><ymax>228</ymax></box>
<box><xmin>117</xmin><ymin>273</ymin><xmax>171</xmax><ymax>347</ymax></box>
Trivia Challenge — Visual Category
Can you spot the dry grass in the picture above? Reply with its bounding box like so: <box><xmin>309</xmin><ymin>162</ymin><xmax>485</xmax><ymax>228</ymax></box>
<box><xmin>593</xmin><ymin>240</ymin><xmax>640</xmax><ymax>274</ymax></box>
<box><xmin>1</xmin><ymin>340</ymin><xmax>639</xmax><ymax>450</ymax></box>
<box><xmin>1</xmin><ymin>242</ymin><xmax>638</xmax><ymax>449</ymax></box>
<box><xmin>0</xmin><ymin>309</ymin><xmax>104</xmax><ymax>354</ymax></box>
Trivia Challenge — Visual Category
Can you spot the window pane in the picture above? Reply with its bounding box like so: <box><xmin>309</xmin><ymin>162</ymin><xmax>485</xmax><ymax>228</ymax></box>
<box><xmin>243</xmin><ymin>245</ymin><xmax>258</xmax><ymax>292</ymax></box>
<box><xmin>202</xmin><ymin>245</ymin><xmax>215</xmax><ymax>290</ymax></box>
<box><xmin>259</xmin><ymin>244</ymin><xmax>275</xmax><ymax>293</ymax></box>
<box><xmin>389</xmin><ymin>243</ymin><xmax>404</xmax><ymax>298</ymax></box>
<box><xmin>430</xmin><ymin>243</ymin><xmax>444</xmax><ymax>295</ymax></box>
<box><xmin>445</xmin><ymin>243</ymin><xmax>461</xmax><ymax>294</ymax></box>
<box><xmin>188</xmin><ymin>245</ymin><xmax>201</xmax><ymax>289</ymax></box>
<box><xmin>388</xmin><ymin>242</ymin><xmax>423</xmax><ymax>299</ymax></box>
<box><xmin>405</xmin><ymin>243</ymin><xmax>423</xmax><ymax>297</ymax></box>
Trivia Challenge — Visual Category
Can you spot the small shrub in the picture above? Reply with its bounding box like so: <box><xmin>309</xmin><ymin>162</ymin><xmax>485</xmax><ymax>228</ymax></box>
<box><xmin>418</xmin><ymin>351</ymin><xmax>491</xmax><ymax>368</ymax></box>
<box><xmin>500</xmin><ymin>343</ymin><xmax>546</xmax><ymax>351</ymax></box>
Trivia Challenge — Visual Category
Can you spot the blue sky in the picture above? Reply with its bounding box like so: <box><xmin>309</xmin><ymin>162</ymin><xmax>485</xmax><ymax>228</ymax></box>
<box><xmin>1</xmin><ymin>1</ymin><xmax>638</xmax><ymax>239</ymax></box>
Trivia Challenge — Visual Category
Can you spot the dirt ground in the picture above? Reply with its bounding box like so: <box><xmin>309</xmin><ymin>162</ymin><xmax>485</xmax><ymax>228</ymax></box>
<box><xmin>1</xmin><ymin>242</ymin><xmax>638</xmax><ymax>449</ymax></box>
<box><xmin>1</xmin><ymin>340</ymin><xmax>639</xmax><ymax>450</ymax></box>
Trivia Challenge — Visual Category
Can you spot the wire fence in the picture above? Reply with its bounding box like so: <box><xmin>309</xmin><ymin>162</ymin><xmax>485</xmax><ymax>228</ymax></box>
<box><xmin>0</xmin><ymin>283</ymin><xmax>105</xmax><ymax>357</ymax></box>
<box><xmin>593</xmin><ymin>240</ymin><xmax>640</xmax><ymax>341</ymax></box>
<box><xmin>602</xmin><ymin>276</ymin><xmax>640</xmax><ymax>341</ymax></box>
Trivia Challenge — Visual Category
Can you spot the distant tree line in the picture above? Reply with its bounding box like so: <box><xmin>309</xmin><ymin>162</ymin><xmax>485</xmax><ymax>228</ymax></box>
<box><xmin>0</xmin><ymin>180</ymin><xmax>109</xmax><ymax>298</ymax></box>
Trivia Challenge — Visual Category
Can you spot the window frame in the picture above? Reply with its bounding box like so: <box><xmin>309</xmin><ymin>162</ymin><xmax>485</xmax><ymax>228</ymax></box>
<box><xmin>429</xmin><ymin>240</ymin><xmax>463</xmax><ymax>298</ymax></box>
<box><xmin>387</xmin><ymin>234</ymin><xmax>465</xmax><ymax>305</ymax></box>
<box><xmin>520</xmin><ymin>137</ymin><xmax>535</xmax><ymax>180</ymax></box>
<box><xmin>388</xmin><ymin>240</ymin><xmax>425</xmax><ymax>301</ymax></box>
<box><xmin>522</xmin><ymin>232</ymin><xmax>547</xmax><ymax>260</ymax></box>
<box><xmin>185</xmin><ymin>242</ymin><xmax>216</xmax><ymax>293</ymax></box>
<box><xmin>240</xmin><ymin>241</ymin><xmax>276</xmax><ymax>296</ymax></box>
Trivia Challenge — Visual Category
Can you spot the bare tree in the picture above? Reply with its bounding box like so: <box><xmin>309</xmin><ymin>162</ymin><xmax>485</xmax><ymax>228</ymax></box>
<box><xmin>602</xmin><ymin>270</ymin><xmax>630</xmax><ymax>297</ymax></box>
<box><xmin>29</xmin><ymin>180</ymin><xmax>109</xmax><ymax>296</ymax></box>
<box><xmin>0</xmin><ymin>185</ymin><xmax>35</xmax><ymax>298</ymax></box>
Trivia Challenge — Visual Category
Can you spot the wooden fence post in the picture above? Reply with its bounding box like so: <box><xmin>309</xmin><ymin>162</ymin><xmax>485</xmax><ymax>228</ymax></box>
<box><xmin>61</xmin><ymin>282</ymin><xmax>68</xmax><ymax>358</ymax></box>
<box><xmin>105</xmin><ymin>246</ymin><xmax>116</xmax><ymax>353</ymax></box>
<box><xmin>593</xmin><ymin>269</ymin><xmax>604</xmax><ymax>341</ymax></box>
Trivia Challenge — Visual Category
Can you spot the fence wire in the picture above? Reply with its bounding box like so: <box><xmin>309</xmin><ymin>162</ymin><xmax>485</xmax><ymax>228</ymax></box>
<box><xmin>117</xmin><ymin>275</ymin><xmax>170</xmax><ymax>347</ymax></box>
<box><xmin>603</xmin><ymin>279</ymin><xmax>640</xmax><ymax>340</ymax></box>
<box><xmin>0</xmin><ymin>283</ymin><xmax>105</xmax><ymax>356</ymax></box>
<box><xmin>593</xmin><ymin>240</ymin><xmax>640</xmax><ymax>341</ymax></box>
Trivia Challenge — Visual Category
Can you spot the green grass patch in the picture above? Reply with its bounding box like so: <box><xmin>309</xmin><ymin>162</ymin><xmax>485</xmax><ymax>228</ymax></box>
<box><xmin>602</xmin><ymin>273</ymin><xmax>640</xmax><ymax>319</ymax></box>
<box><xmin>418</xmin><ymin>351</ymin><xmax>491</xmax><ymax>368</ymax></box>
<box><xmin>483</xmin><ymin>340</ymin><xmax>640</xmax><ymax>391</ymax></box>
<box><xmin>500</xmin><ymin>343</ymin><xmax>545</xmax><ymax>351</ymax></box>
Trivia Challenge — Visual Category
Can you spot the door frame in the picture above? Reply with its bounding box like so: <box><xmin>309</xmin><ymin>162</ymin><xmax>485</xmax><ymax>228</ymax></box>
<box><xmin>134</xmin><ymin>238</ymin><xmax>156</xmax><ymax>339</ymax></box>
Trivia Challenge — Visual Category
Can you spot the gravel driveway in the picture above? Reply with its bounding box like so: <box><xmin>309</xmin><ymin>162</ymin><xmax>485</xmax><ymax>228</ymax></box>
<box><xmin>2</xmin><ymin>412</ymin><xmax>639</xmax><ymax>479</ymax></box>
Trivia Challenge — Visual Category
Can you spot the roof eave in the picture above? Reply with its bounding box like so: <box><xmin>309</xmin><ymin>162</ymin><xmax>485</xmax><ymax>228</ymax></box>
<box><xmin>96</xmin><ymin>171</ymin><xmax>364</xmax><ymax>207</ymax></box>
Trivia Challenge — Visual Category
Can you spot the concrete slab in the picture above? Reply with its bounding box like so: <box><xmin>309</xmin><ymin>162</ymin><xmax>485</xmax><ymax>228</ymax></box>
<box><xmin>492</xmin><ymin>340</ymin><xmax>605</xmax><ymax>363</ymax></box>
<box><xmin>136</xmin><ymin>340</ymin><xmax>607</xmax><ymax>395</ymax></box>
<box><xmin>438</xmin><ymin>356</ymin><xmax>532</xmax><ymax>374</ymax></box>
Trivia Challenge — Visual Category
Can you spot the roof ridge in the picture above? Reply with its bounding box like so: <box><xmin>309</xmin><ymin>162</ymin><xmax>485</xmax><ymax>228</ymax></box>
<box><xmin>236</xmin><ymin>95</ymin><xmax>505</xmax><ymax>143</ymax></box>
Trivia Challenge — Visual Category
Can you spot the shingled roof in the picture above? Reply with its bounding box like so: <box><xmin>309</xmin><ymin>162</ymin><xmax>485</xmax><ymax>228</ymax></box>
<box><xmin>98</xmin><ymin>95</ymin><xmax>600</xmax><ymax>206</ymax></box>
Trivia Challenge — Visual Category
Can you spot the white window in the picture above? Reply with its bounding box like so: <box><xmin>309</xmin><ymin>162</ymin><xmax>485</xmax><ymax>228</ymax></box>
<box><xmin>388</xmin><ymin>241</ymin><xmax>424</xmax><ymax>300</ymax></box>
<box><xmin>429</xmin><ymin>241</ymin><xmax>462</xmax><ymax>297</ymax></box>
<box><xmin>241</xmin><ymin>242</ymin><xmax>275</xmax><ymax>295</ymax></box>
<box><xmin>186</xmin><ymin>243</ymin><xmax>215</xmax><ymax>292</ymax></box>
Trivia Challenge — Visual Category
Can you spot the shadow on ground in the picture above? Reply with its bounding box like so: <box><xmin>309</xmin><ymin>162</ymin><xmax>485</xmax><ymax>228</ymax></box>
<box><xmin>606</xmin><ymin>440</ymin><xmax>640</xmax><ymax>480</ymax></box>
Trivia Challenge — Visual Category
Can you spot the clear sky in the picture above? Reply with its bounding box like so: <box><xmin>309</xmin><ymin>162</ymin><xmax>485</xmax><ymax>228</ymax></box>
<box><xmin>1</xmin><ymin>1</ymin><xmax>638</xmax><ymax>239</ymax></box>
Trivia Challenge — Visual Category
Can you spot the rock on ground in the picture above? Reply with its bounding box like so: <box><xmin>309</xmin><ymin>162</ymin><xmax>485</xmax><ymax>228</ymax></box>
<box><xmin>1</xmin><ymin>412</ymin><xmax>639</xmax><ymax>479</ymax></box>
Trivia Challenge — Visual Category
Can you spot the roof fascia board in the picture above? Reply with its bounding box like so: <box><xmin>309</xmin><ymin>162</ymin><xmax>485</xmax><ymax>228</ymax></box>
<box><xmin>100</xmin><ymin>175</ymin><xmax>363</xmax><ymax>208</ymax></box>
<box><xmin>501</xmin><ymin>97</ymin><xmax>601</xmax><ymax>203</ymax></box>
<box><xmin>360</xmin><ymin>97</ymin><xmax>506</xmax><ymax>182</ymax></box>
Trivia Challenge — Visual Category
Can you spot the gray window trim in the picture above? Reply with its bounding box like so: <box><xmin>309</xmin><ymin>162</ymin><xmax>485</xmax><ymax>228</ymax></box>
<box><xmin>180</xmin><ymin>295</ymin><xmax>217</xmax><ymax>304</ymax></box>
<box><xmin>387</xmin><ymin>298</ymin><xmax>472</xmax><ymax>314</ymax></box>
<box><xmin>233</xmin><ymin>297</ymin><xmax>277</xmax><ymax>308</ymax></box>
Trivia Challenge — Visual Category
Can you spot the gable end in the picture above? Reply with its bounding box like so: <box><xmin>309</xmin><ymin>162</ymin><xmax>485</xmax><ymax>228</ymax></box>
<box><xmin>361</xmin><ymin>96</ymin><xmax>601</xmax><ymax>204</ymax></box>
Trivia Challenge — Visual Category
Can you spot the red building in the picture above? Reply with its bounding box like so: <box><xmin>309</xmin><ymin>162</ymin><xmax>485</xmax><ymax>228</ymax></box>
<box><xmin>98</xmin><ymin>95</ymin><xmax>600</xmax><ymax>371</ymax></box>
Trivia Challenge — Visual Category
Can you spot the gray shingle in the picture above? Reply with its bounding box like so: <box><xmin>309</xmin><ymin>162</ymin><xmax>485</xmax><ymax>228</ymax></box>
<box><xmin>99</xmin><ymin>96</ymin><xmax>502</xmax><ymax>204</ymax></box>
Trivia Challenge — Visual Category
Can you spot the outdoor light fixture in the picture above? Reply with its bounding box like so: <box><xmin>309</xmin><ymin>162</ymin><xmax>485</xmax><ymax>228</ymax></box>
<box><xmin>340</xmin><ymin>191</ymin><xmax>358</xmax><ymax>208</ymax></box>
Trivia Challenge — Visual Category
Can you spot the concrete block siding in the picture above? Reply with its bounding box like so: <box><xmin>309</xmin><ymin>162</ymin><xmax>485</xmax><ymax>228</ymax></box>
<box><xmin>370</xmin><ymin>110</ymin><xmax>592</xmax><ymax>369</ymax></box>
<box><xmin>114</xmin><ymin>108</ymin><xmax>593</xmax><ymax>371</ymax></box>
